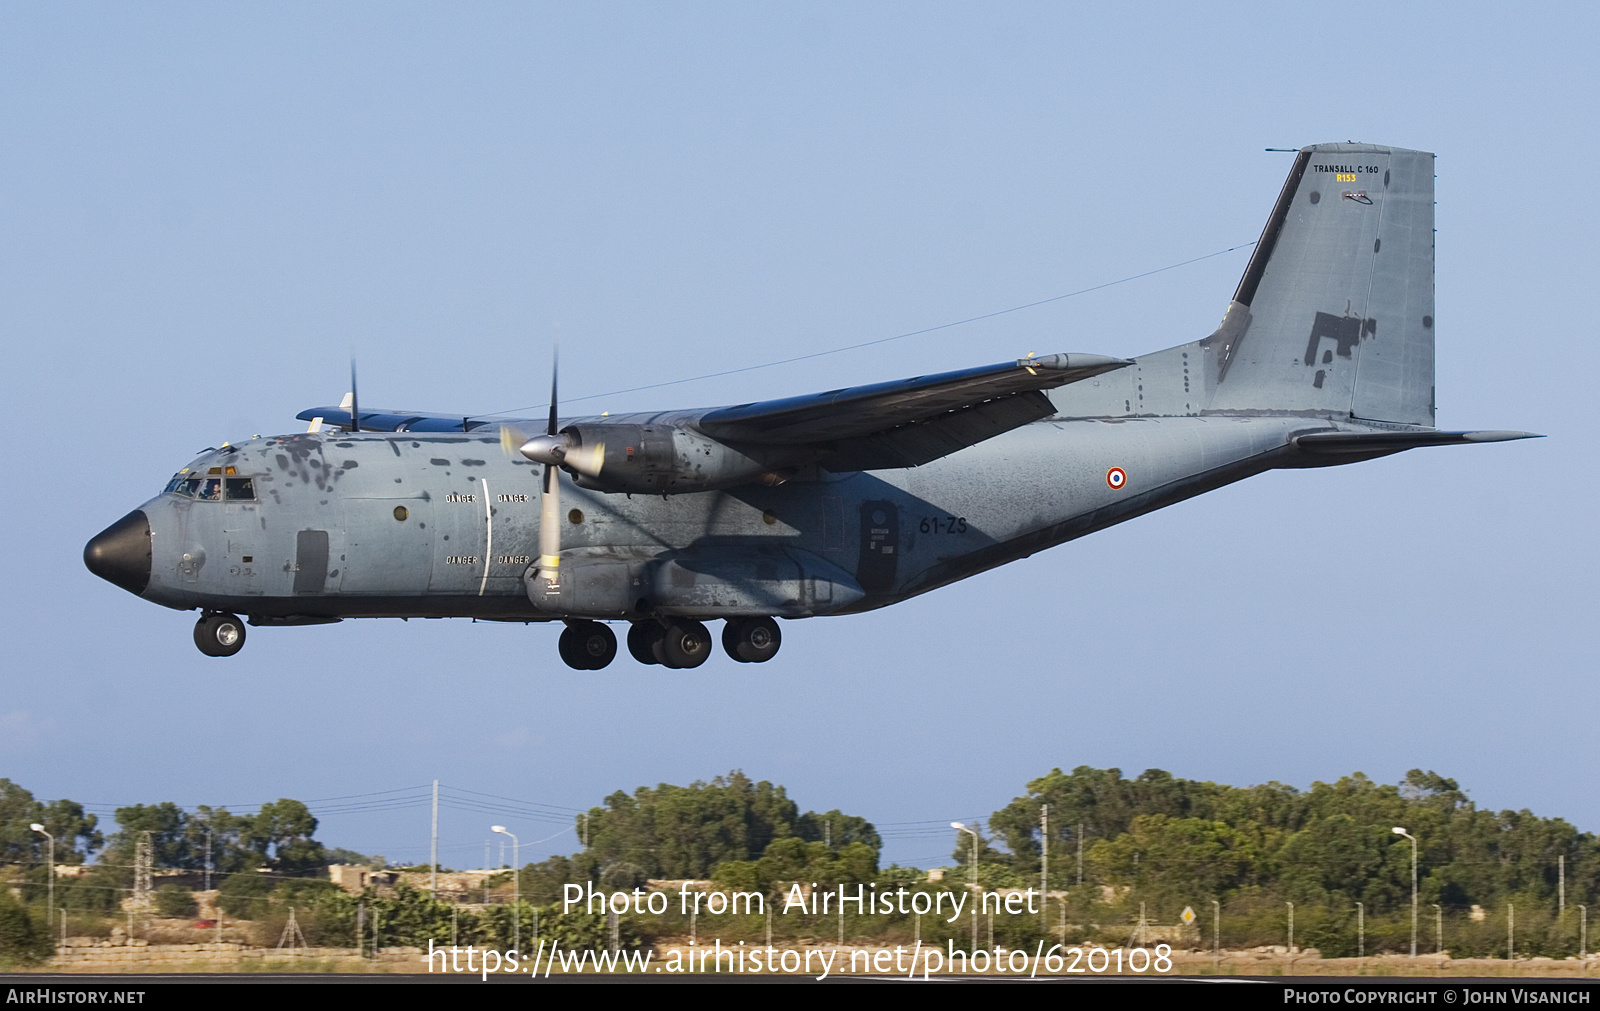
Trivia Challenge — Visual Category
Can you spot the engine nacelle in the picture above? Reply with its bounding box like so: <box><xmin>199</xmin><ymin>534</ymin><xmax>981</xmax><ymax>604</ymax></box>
<box><xmin>563</xmin><ymin>423</ymin><xmax>793</xmax><ymax>495</ymax></box>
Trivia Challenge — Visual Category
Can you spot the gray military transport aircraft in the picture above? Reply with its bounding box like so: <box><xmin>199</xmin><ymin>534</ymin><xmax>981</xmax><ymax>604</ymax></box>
<box><xmin>85</xmin><ymin>143</ymin><xmax>1535</xmax><ymax>670</ymax></box>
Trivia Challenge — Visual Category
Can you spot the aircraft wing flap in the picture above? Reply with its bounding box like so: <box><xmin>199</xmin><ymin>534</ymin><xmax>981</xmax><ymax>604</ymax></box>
<box><xmin>822</xmin><ymin>390</ymin><xmax>1058</xmax><ymax>470</ymax></box>
<box><xmin>695</xmin><ymin>353</ymin><xmax>1130</xmax><ymax>446</ymax></box>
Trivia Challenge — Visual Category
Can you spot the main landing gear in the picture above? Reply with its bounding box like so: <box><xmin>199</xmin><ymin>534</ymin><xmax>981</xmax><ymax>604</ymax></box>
<box><xmin>565</xmin><ymin>617</ymin><xmax>784</xmax><ymax>670</ymax></box>
<box><xmin>194</xmin><ymin>612</ymin><xmax>246</xmax><ymax>657</ymax></box>
<box><xmin>722</xmin><ymin>616</ymin><xmax>781</xmax><ymax>663</ymax></box>
<box><xmin>558</xmin><ymin>620</ymin><xmax>618</xmax><ymax>670</ymax></box>
<box><xmin>625</xmin><ymin>619</ymin><xmax>713</xmax><ymax>669</ymax></box>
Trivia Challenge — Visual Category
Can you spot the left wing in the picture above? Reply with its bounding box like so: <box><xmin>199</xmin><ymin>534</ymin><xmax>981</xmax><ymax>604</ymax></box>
<box><xmin>696</xmin><ymin>354</ymin><xmax>1129</xmax><ymax>444</ymax></box>
<box><xmin>295</xmin><ymin>352</ymin><xmax>1132</xmax><ymax>474</ymax></box>
<box><xmin>697</xmin><ymin>353</ymin><xmax>1129</xmax><ymax>469</ymax></box>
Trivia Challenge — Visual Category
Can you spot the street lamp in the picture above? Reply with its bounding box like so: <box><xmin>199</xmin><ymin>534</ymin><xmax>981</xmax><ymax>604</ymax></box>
<box><xmin>492</xmin><ymin>826</ymin><xmax>519</xmax><ymax>952</ymax></box>
<box><xmin>29</xmin><ymin>824</ymin><xmax>53</xmax><ymax>931</ymax></box>
<box><xmin>1393</xmin><ymin>827</ymin><xmax>1418</xmax><ymax>958</ymax></box>
<box><xmin>1433</xmin><ymin>903</ymin><xmax>1443</xmax><ymax>966</ymax></box>
<box><xmin>952</xmin><ymin>822</ymin><xmax>979</xmax><ymax>952</ymax></box>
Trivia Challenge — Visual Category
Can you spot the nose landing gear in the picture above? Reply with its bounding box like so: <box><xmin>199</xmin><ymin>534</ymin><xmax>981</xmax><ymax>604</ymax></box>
<box><xmin>194</xmin><ymin>612</ymin><xmax>246</xmax><ymax>657</ymax></box>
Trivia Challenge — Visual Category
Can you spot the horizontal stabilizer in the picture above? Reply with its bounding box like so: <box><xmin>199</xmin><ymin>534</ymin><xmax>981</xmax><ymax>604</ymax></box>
<box><xmin>1293</xmin><ymin>430</ymin><xmax>1542</xmax><ymax>455</ymax></box>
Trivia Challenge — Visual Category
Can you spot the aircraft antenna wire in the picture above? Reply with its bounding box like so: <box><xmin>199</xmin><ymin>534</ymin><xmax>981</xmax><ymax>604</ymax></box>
<box><xmin>476</xmin><ymin>240</ymin><xmax>1257</xmax><ymax>418</ymax></box>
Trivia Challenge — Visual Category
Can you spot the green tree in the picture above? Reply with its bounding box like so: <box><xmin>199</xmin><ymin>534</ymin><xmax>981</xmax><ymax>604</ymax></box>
<box><xmin>246</xmin><ymin>799</ymin><xmax>327</xmax><ymax>874</ymax></box>
<box><xmin>714</xmin><ymin>837</ymin><xmax>879</xmax><ymax>893</ymax></box>
<box><xmin>519</xmin><ymin>853</ymin><xmax>601</xmax><ymax>905</ymax></box>
<box><xmin>187</xmin><ymin>806</ymin><xmax>260</xmax><ymax>875</ymax></box>
<box><xmin>582</xmin><ymin>771</ymin><xmax>878</xmax><ymax>879</ymax></box>
<box><xmin>111</xmin><ymin>802</ymin><xmax>190</xmax><ymax>869</ymax></box>
<box><xmin>1088</xmin><ymin>814</ymin><xmax>1266</xmax><ymax>904</ymax></box>
<box><xmin>0</xmin><ymin>780</ymin><xmax>102</xmax><ymax>865</ymax></box>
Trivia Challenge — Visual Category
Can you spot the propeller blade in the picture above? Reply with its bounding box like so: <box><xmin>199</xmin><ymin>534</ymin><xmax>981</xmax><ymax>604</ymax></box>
<box><xmin>547</xmin><ymin>345</ymin><xmax>559</xmax><ymax>437</ymax></box>
<box><xmin>349</xmin><ymin>359</ymin><xmax>361</xmax><ymax>433</ymax></box>
<box><xmin>537</xmin><ymin>462</ymin><xmax>561</xmax><ymax>591</ymax></box>
<box><xmin>499</xmin><ymin>425</ymin><xmax>528</xmax><ymax>458</ymax></box>
<box><xmin>536</xmin><ymin>341</ymin><xmax>562</xmax><ymax>593</ymax></box>
<box><xmin>562</xmin><ymin>441</ymin><xmax>605</xmax><ymax>479</ymax></box>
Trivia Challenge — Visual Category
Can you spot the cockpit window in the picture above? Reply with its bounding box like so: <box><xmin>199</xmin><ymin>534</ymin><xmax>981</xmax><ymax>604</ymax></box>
<box><xmin>166</xmin><ymin>476</ymin><xmax>205</xmax><ymax>497</ymax></box>
<box><xmin>166</xmin><ymin>470</ymin><xmax>254</xmax><ymax>501</ymax></box>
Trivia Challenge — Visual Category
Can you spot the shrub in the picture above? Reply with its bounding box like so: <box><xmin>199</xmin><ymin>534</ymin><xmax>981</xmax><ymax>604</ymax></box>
<box><xmin>155</xmin><ymin>884</ymin><xmax>198</xmax><ymax>918</ymax></box>
<box><xmin>217</xmin><ymin>872</ymin><xmax>275</xmax><ymax>919</ymax></box>
<box><xmin>0</xmin><ymin>889</ymin><xmax>53</xmax><ymax>965</ymax></box>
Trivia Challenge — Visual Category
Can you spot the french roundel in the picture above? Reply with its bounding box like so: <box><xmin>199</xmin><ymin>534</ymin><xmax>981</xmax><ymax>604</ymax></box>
<box><xmin>1106</xmin><ymin>467</ymin><xmax>1127</xmax><ymax>490</ymax></box>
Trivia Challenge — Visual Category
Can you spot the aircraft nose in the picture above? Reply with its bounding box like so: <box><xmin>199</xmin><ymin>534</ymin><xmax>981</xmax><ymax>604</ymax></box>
<box><xmin>84</xmin><ymin>510</ymin><xmax>152</xmax><ymax>596</ymax></box>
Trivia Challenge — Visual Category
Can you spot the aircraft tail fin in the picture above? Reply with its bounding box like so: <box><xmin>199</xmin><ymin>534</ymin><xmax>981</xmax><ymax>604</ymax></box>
<box><xmin>1200</xmin><ymin>144</ymin><xmax>1436</xmax><ymax>425</ymax></box>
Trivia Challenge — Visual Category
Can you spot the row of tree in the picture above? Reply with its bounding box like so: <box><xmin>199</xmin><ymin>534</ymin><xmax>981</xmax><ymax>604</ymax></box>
<box><xmin>4</xmin><ymin>768</ymin><xmax>1596</xmax><ymax>960</ymax></box>
<box><xmin>975</xmin><ymin>767</ymin><xmax>1598</xmax><ymax>916</ymax></box>
<box><xmin>1</xmin><ymin>778</ymin><xmax>369</xmax><ymax>879</ymax></box>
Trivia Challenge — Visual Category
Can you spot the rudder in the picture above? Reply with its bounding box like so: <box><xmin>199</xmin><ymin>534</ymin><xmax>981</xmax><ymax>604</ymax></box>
<box><xmin>1200</xmin><ymin>144</ymin><xmax>1435</xmax><ymax>426</ymax></box>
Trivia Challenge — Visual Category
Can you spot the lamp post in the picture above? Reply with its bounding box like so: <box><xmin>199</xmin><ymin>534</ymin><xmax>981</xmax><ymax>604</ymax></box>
<box><xmin>1433</xmin><ymin>903</ymin><xmax>1443</xmax><ymax>967</ymax></box>
<box><xmin>952</xmin><ymin>822</ymin><xmax>979</xmax><ymax>952</ymax></box>
<box><xmin>1393</xmin><ymin>827</ymin><xmax>1418</xmax><ymax>957</ymax></box>
<box><xmin>1212</xmin><ymin>899</ymin><xmax>1221</xmax><ymax>968</ymax></box>
<box><xmin>29</xmin><ymin>824</ymin><xmax>53</xmax><ymax>931</ymax></box>
<box><xmin>1356</xmin><ymin>901</ymin><xmax>1365</xmax><ymax>962</ymax></box>
<box><xmin>492</xmin><ymin>825</ymin><xmax>519</xmax><ymax>952</ymax></box>
<box><xmin>1579</xmin><ymin>905</ymin><xmax>1587</xmax><ymax>975</ymax></box>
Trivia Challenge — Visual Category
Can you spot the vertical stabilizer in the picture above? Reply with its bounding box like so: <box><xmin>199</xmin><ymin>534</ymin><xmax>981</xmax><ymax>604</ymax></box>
<box><xmin>1201</xmin><ymin>144</ymin><xmax>1435</xmax><ymax>425</ymax></box>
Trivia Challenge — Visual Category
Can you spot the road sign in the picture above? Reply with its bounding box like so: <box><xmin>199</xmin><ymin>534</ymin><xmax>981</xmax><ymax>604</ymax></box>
<box><xmin>1181</xmin><ymin>906</ymin><xmax>1196</xmax><ymax>925</ymax></box>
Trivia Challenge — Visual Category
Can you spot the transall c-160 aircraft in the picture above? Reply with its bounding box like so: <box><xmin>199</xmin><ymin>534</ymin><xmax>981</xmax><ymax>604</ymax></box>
<box><xmin>85</xmin><ymin>143</ymin><xmax>1535</xmax><ymax>669</ymax></box>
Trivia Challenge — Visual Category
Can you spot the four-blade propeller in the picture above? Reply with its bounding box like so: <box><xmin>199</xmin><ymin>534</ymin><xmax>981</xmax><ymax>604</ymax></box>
<box><xmin>498</xmin><ymin>351</ymin><xmax>604</xmax><ymax>596</ymax></box>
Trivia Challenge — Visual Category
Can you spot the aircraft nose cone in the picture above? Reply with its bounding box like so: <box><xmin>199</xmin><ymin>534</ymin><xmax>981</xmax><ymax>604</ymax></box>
<box><xmin>84</xmin><ymin>510</ymin><xmax>152</xmax><ymax>596</ymax></box>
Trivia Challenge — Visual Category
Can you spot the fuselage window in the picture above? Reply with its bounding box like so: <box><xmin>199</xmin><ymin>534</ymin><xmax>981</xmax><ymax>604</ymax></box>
<box><xmin>224</xmin><ymin>477</ymin><xmax>256</xmax><ymax>501</ymax></box>
<box><xmin>166</xmin><ymin>476</ymin><xmax>204</xmax><ymax>498</ymax></box>
<box><xmin>164</xmin><ymin>475</ymin><xmax>186</xmax><ymax>494</ymax></box>
<box><xmin>197</xmin><ymin>478</ymin><xmax>223</xmax><ymax>501</ymax></box>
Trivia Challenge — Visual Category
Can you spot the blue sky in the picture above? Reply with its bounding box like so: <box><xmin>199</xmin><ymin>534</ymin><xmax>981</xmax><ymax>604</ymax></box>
<box><xmin>1</xmin><ymin>2</ymin><xmax>1594</xmax><ymax>870</ymax></box>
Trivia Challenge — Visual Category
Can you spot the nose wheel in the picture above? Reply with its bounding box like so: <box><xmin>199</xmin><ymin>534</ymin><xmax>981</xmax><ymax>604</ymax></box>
<box><xmin>722</xmin><ymin>616</ymin><xmax>781</xmax><ymax>663</ymax></box>
<box><xmin>194</xmin><ymin>612</ymin><xmax>246</xmax><ymax>657</ymax></box>
<box><xmin>558</xmin><ymin>620</ymin><xmax>617</xmax><ymax>670</ymax></box>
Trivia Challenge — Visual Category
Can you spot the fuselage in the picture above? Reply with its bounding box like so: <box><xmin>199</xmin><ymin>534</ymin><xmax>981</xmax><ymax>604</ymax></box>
<box><xmin>97</xmin><ymin>409</ymin><xmax>1319</xmax><ymax>624</ymax></box>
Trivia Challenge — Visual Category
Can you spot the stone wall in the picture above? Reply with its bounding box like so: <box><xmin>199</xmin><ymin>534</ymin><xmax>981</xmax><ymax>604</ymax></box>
<box><xmin>44</xmin><ymin>940</ymin><xmax>424</xmax><ymax>973</ymax></box>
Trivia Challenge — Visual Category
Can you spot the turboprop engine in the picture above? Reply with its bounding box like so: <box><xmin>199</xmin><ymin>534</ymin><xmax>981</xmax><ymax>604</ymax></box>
<box><xmin>517</xmin><ymin>422</ymin><xmax>796</xmax><ymax>495</ymax></box>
